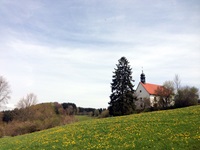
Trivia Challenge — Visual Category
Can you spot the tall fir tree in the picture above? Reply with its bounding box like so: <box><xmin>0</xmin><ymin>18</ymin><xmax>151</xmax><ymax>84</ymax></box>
<box><xmin>108</xmin><ymin>57</ymin><xmax>136</xmax><ymax>116</ymax></box>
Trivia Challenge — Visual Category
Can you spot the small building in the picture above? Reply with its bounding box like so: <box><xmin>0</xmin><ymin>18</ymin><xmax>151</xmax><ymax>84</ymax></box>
<box><xmin>135</xmin><ymin>71</ymin><xmax>171</xmax><ymax>110</ymax></box>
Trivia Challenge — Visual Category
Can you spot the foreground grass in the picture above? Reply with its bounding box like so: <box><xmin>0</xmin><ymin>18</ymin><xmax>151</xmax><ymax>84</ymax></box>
<box><xmin>0</xmin><ymin>106</ymin><xmax>200</xmax><ymax>150</ymax></box>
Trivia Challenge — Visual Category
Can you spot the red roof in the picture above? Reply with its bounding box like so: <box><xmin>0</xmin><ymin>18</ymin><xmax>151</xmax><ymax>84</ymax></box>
<box><xmin>141</xmin><ymin>82</ymin><xmax>163</xmax><ymax>95</ymax></box>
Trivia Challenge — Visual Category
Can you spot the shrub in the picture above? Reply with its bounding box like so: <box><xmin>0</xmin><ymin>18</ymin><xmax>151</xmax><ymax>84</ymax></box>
<box><xmin>62</xmin><ymin>115</ymin><xmax>75</xmax><ymax>124</ymax></box>
<box><xmin>2</xmin><ymin>121</ymin><xmax>37</xmax><ymax>136</ymax></box>
<box><xmin>42</xmin><ymin>117</ymin><xmax>61</xmax><ymax>130</ymax></box>
<box><xmin>94</xmin><ymin>109</ymin><xmax>100</xmax><ymax>117</ymax></box>
<box><xmin>0</xmin><ymin>126</ymin><xmax>4</xmax><ymax>138</ymax></box>
<box><xmin>175</xmin><ymin>86</ymin><xmax>199</xmax><ymax>108</ymax></box>
<box><xmin>2</xmin><ymin>110</ymin><xmax>14</xmax><ymax>123</ymax></box>
<box><xmin>99</xmin><ymin>109</ymin><xmax>110</xmax><ymax>118</ymax></box>
<box><xmin>62</xmin><ymin>103</ymin><xmax>77</xmax><ymax>115</ymax></box>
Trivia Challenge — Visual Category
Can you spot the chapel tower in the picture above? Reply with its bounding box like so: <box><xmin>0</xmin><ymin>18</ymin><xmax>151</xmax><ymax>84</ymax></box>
<box><xmin>140</xmin><ymin>70</ymin><xmax>146</xmax><ymax>84</ymax></box>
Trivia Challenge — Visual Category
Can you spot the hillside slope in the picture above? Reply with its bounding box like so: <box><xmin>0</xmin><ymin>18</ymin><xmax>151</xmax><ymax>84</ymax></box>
<box><xmin>0</xmin><ymin>106</ymin><xmax>200</xmax><ymax>150</ymax></box>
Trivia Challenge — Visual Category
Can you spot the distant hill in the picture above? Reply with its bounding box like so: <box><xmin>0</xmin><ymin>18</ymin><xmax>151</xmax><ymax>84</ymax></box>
<box><xmin>0</xmin><ymin>105</ymin><xmax>199</xmax><ymax>149</ymax></box>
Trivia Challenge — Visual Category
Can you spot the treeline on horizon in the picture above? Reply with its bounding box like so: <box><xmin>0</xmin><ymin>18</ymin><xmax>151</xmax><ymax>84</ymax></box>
<box><xmin>56</xmin><ymin>102</ymin><xmax>106</xmax><ymax>116</ymax></box>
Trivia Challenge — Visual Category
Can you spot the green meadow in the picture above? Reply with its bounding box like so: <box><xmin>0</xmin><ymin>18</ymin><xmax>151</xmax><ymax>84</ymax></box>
<box><xmin>0</xmin><ymin>106</ymin><xmax>200</xmax><ymax>150</ymax></box>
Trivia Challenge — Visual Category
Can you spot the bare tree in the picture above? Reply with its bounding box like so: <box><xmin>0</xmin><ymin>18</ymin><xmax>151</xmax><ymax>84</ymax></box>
<box><xmin>0</xmin><ymin>76</ymin><xmax>11</xmax><ymax>107</ymax></box>
<box><xmin>155</xmin><ymin>81</ymin><xmax>175</xmax><ymax>109</ymax></box>
<box><xmin>17</xmin><ymin>93</ymin><xmax>37</xmax><ymax>109</ymax></box>
<box><xmin>174</xmin><ymin>74</ymin><xmax>181</xmax><ymax>92</ymax></box>
<box><xmin>163</xmin><ymin>81</ymin><xmax>175</xmax><ymax>93</ymax></box>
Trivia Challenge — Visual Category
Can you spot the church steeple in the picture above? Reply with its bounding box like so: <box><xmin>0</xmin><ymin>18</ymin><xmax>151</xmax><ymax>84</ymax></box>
<box><xmin>140</xmin><ymin>70</ymin><xmax>146</xmax><ymax>84</ymax></box>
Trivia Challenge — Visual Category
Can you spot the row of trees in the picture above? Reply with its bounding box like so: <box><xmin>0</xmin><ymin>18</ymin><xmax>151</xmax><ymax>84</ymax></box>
<box><xmin>108</xmin><ymin>57</ymin><xmax>199</xmax><ymax>116</ymax></box>
<box><xmin>2</xmin><ymin>102</ymin><xmax>77</xmax><ymax>124</ymax></box>
<box><xmin>174</xmin><ymin>86</ymin><xmax>199</xmax><ymax>108</ymax></box>
<box><xmin>154</xmin><ymin>75</ymin><xmax>199</xmax><ymax>109</ymax></box>
<box><xmin>77</xmin><ymin>107</ymin><xmax>106</xmax><ymax>116</ymax></box>
<box><xmin>54</xmin><ymin>102</ymin><xmax>105</xmax><ymax>116</ymax></box>
<box><xmin>0</xmin><ymin>102</ymin><xmax>77</xmax><ymax>137</ymax></box>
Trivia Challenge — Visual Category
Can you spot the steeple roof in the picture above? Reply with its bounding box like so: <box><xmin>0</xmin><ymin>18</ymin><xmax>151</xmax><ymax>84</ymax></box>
<box><xmin>140</xmin><ymin>70</ymin><xmax>146</xmax><ymax>84</ymax></box>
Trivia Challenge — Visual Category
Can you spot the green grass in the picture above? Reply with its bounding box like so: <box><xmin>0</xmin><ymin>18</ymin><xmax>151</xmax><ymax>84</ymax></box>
<box><xmin>75</xmin><ymin>115</ymin><xmax>95</xmax><ymax>122</ymax></box>
<box><xmin>0</xmin><ymin>106</ymin><xmax>200</xmax><ymax>150</ymax></box>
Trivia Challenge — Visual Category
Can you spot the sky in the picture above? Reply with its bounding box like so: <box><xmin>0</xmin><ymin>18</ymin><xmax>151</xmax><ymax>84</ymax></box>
<box><xmin>0</xmin><ymin>0</ymin><xmax>200</xmax><ymax>110</ymax></box>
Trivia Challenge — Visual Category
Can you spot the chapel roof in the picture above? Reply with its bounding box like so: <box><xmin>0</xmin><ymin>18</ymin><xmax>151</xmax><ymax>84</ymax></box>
<box><xmin>141</xmin><ymin>82</ymin><xmax>163</xmax><ymax>95</ymax></box>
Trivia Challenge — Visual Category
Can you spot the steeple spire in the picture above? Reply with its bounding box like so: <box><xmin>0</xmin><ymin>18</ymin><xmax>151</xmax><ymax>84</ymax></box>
<box><xmin>140</xmin><ymin>68</ymin><xmax>146</xmax><ymax>84</ymax></box>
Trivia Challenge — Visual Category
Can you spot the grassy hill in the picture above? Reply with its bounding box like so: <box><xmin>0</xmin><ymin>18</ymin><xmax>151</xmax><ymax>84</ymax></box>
<box><xmin>0</xmin><ymin>106</ymin><xmax>200</xmax><ymax>150</ymax></box>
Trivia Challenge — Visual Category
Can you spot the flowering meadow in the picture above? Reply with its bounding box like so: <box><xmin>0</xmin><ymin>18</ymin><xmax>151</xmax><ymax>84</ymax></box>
<box><xmin>0</xmin><ymin>105</ymin><xmax>199</xmax><ymax>150</ymax></box>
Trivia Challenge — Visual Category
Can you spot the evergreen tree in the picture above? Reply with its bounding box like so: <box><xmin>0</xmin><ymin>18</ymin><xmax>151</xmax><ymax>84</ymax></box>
<box><xmin>108</xmin><ymin>57</ymin><xmax>136</xmax><ymax>116</ymax></box>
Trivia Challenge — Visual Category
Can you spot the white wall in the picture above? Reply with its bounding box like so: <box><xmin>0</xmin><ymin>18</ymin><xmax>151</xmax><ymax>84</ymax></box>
<box><xmin>135</xmin><ymin>83</ymin><xmax>149</xmax><ymax>98</ymax></box>
<box><xmin>135</xmin><ymin>83</ymin><xmax>150</xmax><ymax>109</ymax></box>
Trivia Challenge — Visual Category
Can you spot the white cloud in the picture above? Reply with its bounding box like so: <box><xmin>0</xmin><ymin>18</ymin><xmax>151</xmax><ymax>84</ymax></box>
<box><xmin>0</xmin><ymin>0</ymin><xmax>199</xmax><ymax>109</ymax></box>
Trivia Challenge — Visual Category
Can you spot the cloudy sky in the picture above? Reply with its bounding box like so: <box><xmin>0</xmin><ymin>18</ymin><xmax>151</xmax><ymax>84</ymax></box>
<box><xmin>0</xmin><ymin>0</ymin><xmax>199</xmax><ymax>110</ymax></box>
